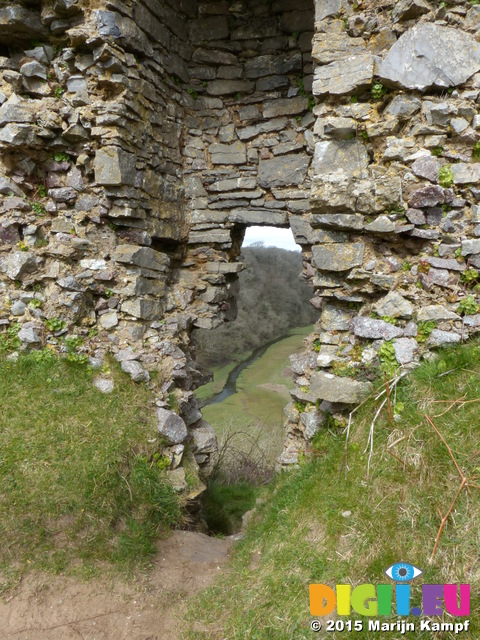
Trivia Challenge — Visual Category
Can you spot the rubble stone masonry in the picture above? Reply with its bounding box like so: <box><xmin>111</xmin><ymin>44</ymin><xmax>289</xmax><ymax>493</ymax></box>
<box><xmin>1</xmin><ymin>0</ymin><xmax>480</xmax><ymax>480</ymax></box>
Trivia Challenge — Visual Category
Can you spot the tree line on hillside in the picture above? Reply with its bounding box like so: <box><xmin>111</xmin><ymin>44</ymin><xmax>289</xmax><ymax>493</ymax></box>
<box><xmin>194</xmin><ymin>244</ymin><xmax>318</xmax><ymax>366</ymax></box>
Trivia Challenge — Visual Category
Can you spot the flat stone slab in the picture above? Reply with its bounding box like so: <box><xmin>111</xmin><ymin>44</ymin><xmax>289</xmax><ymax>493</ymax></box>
<box><xmin>313</xmin><ymin>54</ymin><xmax>374</xmax><ymax>96</ymax></box>
<box><xmin>258</xmin><ymin>154</ymin><xmax>309</xmax><ymax>188</ymax></box>
<box><xmin>378</xmin><ymin>24</ymin><xmax>480</xmax><ymax>90</ymax></box>
<box><xmin>312</xmin><ymin>243</ymin><xmax>365</xmax><ymax>272</ymax></box>
<box><xmin>313</xmin><ymin>140</ymin><xmax>369</xmax><ymax>179</ymax></box>
<box><xmin>374</xmin><ymin>292</ymin><xmax>413</xmax><ymax>318</ymax></box>
<box><xmin>351</xmin><ymin>316</ymin><xmax>404</xmax><ymax>340</ymax></box>
<box><xmin>428</xmin><ymin>329</ymin><xmax>461</xmax><ymax>347</ymax></box>
<box><xmin>309</xmin><ymin>372</ymin><xmax>373</xmax><ymax>404</ymax></box>
<box><xmin>417</xmin><ymin>305</ymin><xmax>460</xmax><ymax>321</ymax></box>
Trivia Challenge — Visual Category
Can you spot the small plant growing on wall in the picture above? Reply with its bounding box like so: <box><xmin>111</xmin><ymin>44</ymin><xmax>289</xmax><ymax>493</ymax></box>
<box><xmin>460</xmin><ymin>268</ymin><xmax>480</xmax><ymax>287</ymax></box>
<box><xmin>438</xmin><ymin>165</ymin><xmax>454</xmax><ymax>188</ymax></box>
<box><xmin>457</xmin><ymin>295</ymin><xmax>480</xmax><ymax>316</ymax></box>
<box><xmin>370</xmin><ymin>82</ymin><xmax>387</xmax><ymax>101</ymax></box>
<box><xmin>416</xmin><ymin>321</ymin><xmax>436</xmax><ymax>343</ymax></box>
<box><xmin>378</xmin><ymin>340</ymin><xmax>398</xmax><ymax>378</ymax></box>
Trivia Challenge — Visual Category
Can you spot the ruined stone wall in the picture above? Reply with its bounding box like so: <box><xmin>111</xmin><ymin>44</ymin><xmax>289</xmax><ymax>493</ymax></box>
<box><xmin>281</xmin><ymin>0</ymin><xmax>480</xmax><ymax>464</ymax></box>
<box><xmin>2</xmin><ymin>0</ymin><xmax>480</xmax><ymax>479</ymax></box>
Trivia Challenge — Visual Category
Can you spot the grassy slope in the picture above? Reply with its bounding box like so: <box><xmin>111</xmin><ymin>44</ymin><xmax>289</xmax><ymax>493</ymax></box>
<box><xmin>0</xmin><ymin>354</ymin><xmax>181</xmax><ymax>591</ymax></box>
<box><xmin>200</xmin><ymin>326</ymin><xmax>312</xmax><ymax>462</ymax></box>
<box><xmin>188</xmin><ymin>342</ymin><xmax>480</xmax><ymax>639</ymax></box>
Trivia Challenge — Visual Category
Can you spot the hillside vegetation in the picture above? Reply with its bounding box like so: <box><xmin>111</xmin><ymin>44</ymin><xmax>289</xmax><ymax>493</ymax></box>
<box><xmin>195</xmin><ymin>245</ymin><xmax>317</xmax><ymax>367</ymax></box>
<box><xmin>188</xmin><ymin>341</ymin><xmax>480</xmax><ymax>639</ymax></box>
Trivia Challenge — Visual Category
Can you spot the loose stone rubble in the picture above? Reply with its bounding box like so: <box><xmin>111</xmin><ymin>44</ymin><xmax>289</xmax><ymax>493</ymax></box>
<box><xmin>1</xmin><ymin>0</ymin><xmax>480</xmax><ymax>480</ymax></box>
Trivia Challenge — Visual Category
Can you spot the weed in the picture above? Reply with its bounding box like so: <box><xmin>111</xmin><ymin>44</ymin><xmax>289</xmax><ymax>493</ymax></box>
<box><xmin>37</xmin><ymin>185</ymin><xmax>48</xmax><ymax>198</ymax></box>
<box><xmin>307</xmin><ymin>95</ymin><xmax>315</xmax><ymax>112</ymax></box>
<box><xmin>0</xmin><ymin>323</ymin><xmax>21</xmax><ymax>353</ymax></box>
<box><xmin>460</xmin><ymin>268</ymin><xmax>480</xmax><ymax>287</ymax></box>
<box><xmin>187</xmin><ymin>87</ymin><xmax>198</xmax><ymax>100</ymax></box>
<box><xmin>370</xmin><ymin>82</ymin><xmax>387</xmax><ymax>101</ymax></box>
<box><xmin>30</xmin><ymin>202</ymin><xmax>46</xmax><ymax>216</ymax></box>
<box><xmin>416</xmin><ymin>320</ymin><xmax>436</xmax><ymax>343</ymax></box>
<box><xmin>45</xmin><ymin>317</ymin><xmax>67</xmax><ymax>333</ymax></box>
<box><xmin>457</xmin><ymin>295</ymin><xmax>480</xmax><ymax>316</ymax></box>
<box><xmin>473</xmin><ymin>141</ymin><xmax>480</xmax><ymax>161</ymax></box>
<box><xmin>378</xmin><ymin>340</ymin><xmax>398</xmax><ymax>377</ymax></box>
<box><xmin>418</xmin><ymin>260</ymin><xmax>431</xmax><ymax>274</ymax></box>
<box><xmin>54</xmin><ymin>152</ymin><xmax>71</xmax><ymax>163</ymax></box>
<box><xmin>438</xmin><ymin>165</ymin><xmax>454</xmax><ymax>188</ymax></box>
<box><xmin>381</xmin><ymin>316</ymin><xmax>398</xmax><ymax>326</ymax></box>
<box><xmin>53</xmin><ymin>85</ymin><xmax>65</xmax><ymax>99</ymax></box>
<box><xmin>312</xmin><ymin>338</ymin><xmax>321</xmax><ymax>352</ymax></box>
<box><xmin>29</xmin><ymin>298</ymin><xmax>43</xmax><ymax>309</ymax></box>
<box><xmin>401</xmin><ymin>261</ymin><xmax>412</xmax><ymax>271</ymax></box>
<box><xmin>431</xmin><ymin>146</ymin><xmax>443</xmax><ymax>157</ymax></box>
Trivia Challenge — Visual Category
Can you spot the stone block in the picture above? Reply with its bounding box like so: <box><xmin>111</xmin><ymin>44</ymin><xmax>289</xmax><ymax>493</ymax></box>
<box><xmin>315</xmin><ymin>0</ymin><xmax>342</xmax><ymax>22</ymax></box>
<box><xmin>206</xmin><ymin>79</ymin><xmax>254</xmax><ymax>96</ymax></box>
<box><xmin>385</xmin><ymin>94</ymin><xmax>422</xmax><ymax>119</ymax></box>
<box><xmin>373</xmin><ymin>292</ymin><xmax>413</xmax><ymax>318</ymax></box>
<box><xmin>263</xmin><ymin>97</ymin><xmax>308</xmax><ymax>118</ymax></box>
<box><xmin>393</xmin><ymin>338</ymin><xmax>418</xmax><ymax>365</ymax></box>
<box><xmin>417</xmin><ymin>305</ymin><xmax>460</xmax><ymax>321</ymax></box>
<box><xmin>113</xmin><ymin>245</ymin><xmax>169</xmax><ymax>271</ymax></box>
<box><xmin>312</xmin><ymin>243</ymin><xmax>365</xmax><ymax>272</ymax></box>
<box><xmin>392</xmin><ymin>0</ymin><xmax>430</xmax><ymax>23</ymax></box>
<box><xmin>1</xmin><ymin>252</ymin><xmax>38</xmax><ymax>280</ymax></box>
<box><xmin>409</xmin><ymin>185</ymin><xmax>445</xmax><ymax>208</ymax></box>
<box><xmin>237</xmin><ymin>117</ymin><xmax>288</xmax><ymax>141</ymax></box>
<box><xmin>311</xmin><ymin>213</ymin><xmax>364</xmax><ymax>230</ymax></box>
<box><xmin>0</xmin><ymin>6</ymin><xmax>48</xmax><ymax>45</ymax></box>
<box><xmin>461</xmin><ymin>239</ymin><xmax>480</xmax><ymax>256</ymax></box>
<box><xmin>121</xmin><ymin>360</ymin><xmax>150</xmax><ymax>383</ymax></box>
<box><xmin>378</xmin><ymin>24</ymin><xmax>480</xmax><ymax>90</ymax></box>
<box><xmin>121</xmin><ymin>298</ymin><xmax>164</xmax><ymax>321</ymax></box>
<box><xmin>313</xmin><ymin>54</ymin><xmax>374</xmax><ymax>96</ymax></box>
<box><xmin>351</xmin><ymin>317</ymin><xmax>404</xmax><ymax>340</ymax></box>
<box><xmin>229</xmin><ymin>209</ymin><xmax>289</xmax><ymax>226</ymax></box>
<box><xmin>258</xmin><ymin>154</ymin><xmax>310</xmax><ymax>188</ymax></box>
<box><xmin>209</xmin><ymin>142</ymin><xmax>246</xmax><ymax>165</ymax></box>
<box><xmin>94</xmin><ymin>147</ymin><xmax>136</xmax><ymax>186</ymax></box>
<box><xmin>451</xmin><ymin>163</ymin><xmax>480</xmax><ymax>184</ymax></box>
<box><xmin>245</xmin><ymin>53</ymin><xmax>302</xmax><ymax>78</ymax></box>
<box><xmin>313</xmin><ymin>140</ymin><xmax>369</xmax><ymax>179</ymax></box>
<box><xmin>312</xmin><ymin>32</ymin><xmax>366</xmax><ymax>65</ymax></box>
<box><xmin>428</xmin><ymin>330</ymin><xmax>461</xmax><ymax>347</ymax></box>
<box><xmin>309</xmin><ymin>371</ymin><xmax>373</xmax><ymax>404</ymax></box>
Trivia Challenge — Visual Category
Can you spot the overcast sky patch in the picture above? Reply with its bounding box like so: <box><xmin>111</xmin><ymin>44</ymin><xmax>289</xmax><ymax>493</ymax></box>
<box><xmin>243</xmin><ymin>226</ymin><xmax>300</xmax><ymax>252</ymax></box>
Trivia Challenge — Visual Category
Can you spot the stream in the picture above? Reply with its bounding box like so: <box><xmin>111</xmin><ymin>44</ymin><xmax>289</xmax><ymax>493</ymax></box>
<box><xmin>201</xmin><ymin>334</ymin><xmax>291</xmax><ymax>406</ymax></box>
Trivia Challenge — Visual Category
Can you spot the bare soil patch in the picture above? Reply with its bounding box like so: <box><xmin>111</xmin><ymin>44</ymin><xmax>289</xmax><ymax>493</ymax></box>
<box><xmin>0</xmin><ymin>531</ymin><xmax>232</xmax><ymax>640</ymax></box>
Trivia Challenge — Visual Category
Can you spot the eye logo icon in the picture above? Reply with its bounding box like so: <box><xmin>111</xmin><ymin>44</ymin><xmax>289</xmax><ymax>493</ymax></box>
<box><xmin>385</xmin><ymin>562</ymin><xmax>423</xmax><ymax>582</ymax></box>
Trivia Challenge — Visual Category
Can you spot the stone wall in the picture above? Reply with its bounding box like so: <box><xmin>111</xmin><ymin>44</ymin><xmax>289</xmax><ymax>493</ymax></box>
<box><xmin>2</xmin><ymin>0</ymin><xmax>480</xmax><ymax>480</ymax></box>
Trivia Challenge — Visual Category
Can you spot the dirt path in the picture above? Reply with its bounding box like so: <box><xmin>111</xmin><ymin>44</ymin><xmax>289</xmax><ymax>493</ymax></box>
<box><xmin>0</xmin><ymin>531</ymin><xmax>232</xmax><ymax>640</ymax></box>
